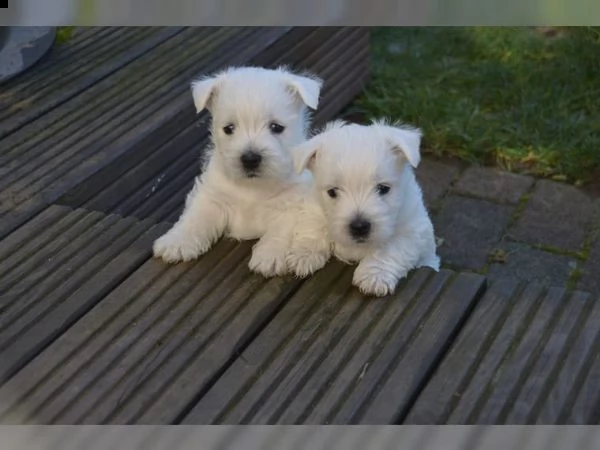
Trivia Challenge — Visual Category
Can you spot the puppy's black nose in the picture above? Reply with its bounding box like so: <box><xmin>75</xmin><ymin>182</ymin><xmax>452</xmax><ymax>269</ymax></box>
<box><xmin>240</xmin><ymin>151</ymin><xmax>262</xmax><ymax>171</ymax></box>
<box><xmin>349</xmin><ymin>217</ymin><xmax>371</xmax><ymax>240</ymax></box>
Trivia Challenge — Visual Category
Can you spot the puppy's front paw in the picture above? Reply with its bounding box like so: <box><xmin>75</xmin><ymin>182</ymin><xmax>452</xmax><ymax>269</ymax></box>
<box><xmin>286</xmin><ymin>248</ymin><xmax>329</xmax><ymax>278</ymax></box>
<box><xmin>249</xmin><ymin>242</ymin><xmax>288</xmax><ymax>277</ymax></box>
<box><xmin>352</xmin><ymin>264</ymin><xmax>402</xmax><ymax>297</ymax></box>
<box><xmin>153</xmin><ymin>228</ymin><xmax>210</xmax><ymax>263</ymax></box>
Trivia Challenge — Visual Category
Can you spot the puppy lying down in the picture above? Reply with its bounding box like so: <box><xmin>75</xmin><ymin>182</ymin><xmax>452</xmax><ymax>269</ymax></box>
<box><xmin>293</xmin><ymin>119</ymin><xmax>440</xmax><ymax>297</ymax></box>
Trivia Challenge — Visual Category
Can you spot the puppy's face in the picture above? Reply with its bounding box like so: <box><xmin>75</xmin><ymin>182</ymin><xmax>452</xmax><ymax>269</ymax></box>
<box><xmin>295</xmin><ymin>121</ymin><xmax>422</xmax><ymax>249</ymax></box>
<box><xmin>191</xmin><ymin>67</ymin><xmax>322</xmax><ymax>182</ymax></box>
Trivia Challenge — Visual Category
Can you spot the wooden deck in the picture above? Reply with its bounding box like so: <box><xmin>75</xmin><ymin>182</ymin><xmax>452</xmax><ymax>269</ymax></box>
<box><xmin>0</xmin><ymin>27</ymin><xmax>599</xmax><ymax>425</ymax></box>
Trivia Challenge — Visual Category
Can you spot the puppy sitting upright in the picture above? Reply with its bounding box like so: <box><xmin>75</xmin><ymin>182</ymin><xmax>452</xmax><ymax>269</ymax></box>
<box><xmin>294</xmin><ymin>120</ymin><xmax>440</xmax><ymax>297</ymax></box>
<box><xmin>153</xmin><ymin>66</ymin><xmax>329</xmax><ymax>277</ymax></box>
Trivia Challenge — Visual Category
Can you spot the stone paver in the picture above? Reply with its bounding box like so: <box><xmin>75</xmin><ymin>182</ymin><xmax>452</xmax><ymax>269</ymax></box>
<box><xmin>434</xmin><ymin>195</ymin><xmax>513</xmax><ymax>271</ymax></box>
<box><xmin>419</xmin><ymin>157</ymin><xmax>600</xmax><ymax>294</ymax></box>
<box><xmin>508</xmin><ymin>180</ymin><xmax>595</xmax><ymax>252</ymax></box>
<box><xmin>452</xmin><ymin>166</ymin><xmax>534</xmax><ymax>205</ymax></box>
<box><xmin>487</xmin><ymin>242</ymin><xmax>577</xmax><ymax>286</ymax></box>
<box><xmin>416</xmin><ymin>159</ymin><xmax>461</xmax><ymax>208</ymax></box>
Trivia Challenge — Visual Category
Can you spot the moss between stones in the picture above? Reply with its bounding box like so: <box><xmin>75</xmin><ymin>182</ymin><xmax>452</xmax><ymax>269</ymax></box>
<box><xmin>504</xmin><ymin>193</ymin><xmax>532</xmax><ymax>231</ymax></box>
<box><xmin>523</xmin><ymin>242</ymin><xmax>586</xmax><ymax>260</ymax></box>
<box><xmin>567</xmin><ymin>264</ymin><xmax>583</xmax><ymax>291</ymax></box>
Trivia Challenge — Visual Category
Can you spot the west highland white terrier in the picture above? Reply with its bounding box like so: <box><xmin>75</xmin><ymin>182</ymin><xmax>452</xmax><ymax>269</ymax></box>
<box><xmin>293</xmin><ymin>119</ymin><xmax>440</xmax><ymax>296</ymax></box>
<box><xmin>153</xmin><ymin>66</ymin><xmax>330</xmax><ymax>278</ymax></box>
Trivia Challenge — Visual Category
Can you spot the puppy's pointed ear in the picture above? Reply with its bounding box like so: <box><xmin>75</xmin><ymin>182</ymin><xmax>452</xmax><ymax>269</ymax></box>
<box><xmin>282</xmin><ymin>70</ymin><xmax>323</xmax><ymax>110</ymax></box>
<box><xmin>293</xmin><ymin>136</ymin><xmax>321</xmax><ymax>174</ymax></box>
<box><xmin>190</xmin><ymin>76</ymin><xmax>220</xmax><ymax>113</ymax></box>
<box><xmin>378</xmin><ymin>123</ymin><xmax>422</xmax><ymax>168</ymax></box>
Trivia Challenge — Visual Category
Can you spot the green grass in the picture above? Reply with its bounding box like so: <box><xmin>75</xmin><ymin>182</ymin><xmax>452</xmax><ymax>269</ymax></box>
<box><xmin>355</xmin><ymin>27</ymin><xmax>600</xmax><ymax>185</ymax></box>
<box><xmin>55</xmin><ymin>27</ymin><xmax>75</xmax><ymax>44</ymax></box>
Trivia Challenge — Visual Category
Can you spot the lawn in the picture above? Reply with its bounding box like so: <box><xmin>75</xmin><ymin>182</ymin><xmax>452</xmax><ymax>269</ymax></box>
<box><xmin>354</xmin><ymin>27</ymin><xmax>600</xmax><ymax>185</ymax></box>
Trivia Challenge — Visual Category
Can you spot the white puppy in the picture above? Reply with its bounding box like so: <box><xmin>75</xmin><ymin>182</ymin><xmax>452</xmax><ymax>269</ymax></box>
<box><xmin>293</xmin><ymin>119</ymin><xmax>440</xmax><ymax>297</ymax></box>
<box><xmin>153</xmin><ymin>66</ymin><xmax>330</xmax><ymax>277</ymax></box>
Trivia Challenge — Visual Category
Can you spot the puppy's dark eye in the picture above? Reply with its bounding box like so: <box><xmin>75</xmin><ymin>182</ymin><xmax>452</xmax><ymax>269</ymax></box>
<box><xmin>269</xmin><ymin>122</ymin><xmax>285</xmax><ymax>134</ymax></box>
<box><xmin>376</xmin><ymin>184</ymin><xmax>391</xmax><ymax>196</ymax></box>
<box><xmin>326</xmin><ymin>188</ymin><xmax>338</xmax><ymax>199</ymax></box>
<box><xmin>223</xmin><ymin>124</ymin><xmax>235</xmax><ymax>135</ymax></box>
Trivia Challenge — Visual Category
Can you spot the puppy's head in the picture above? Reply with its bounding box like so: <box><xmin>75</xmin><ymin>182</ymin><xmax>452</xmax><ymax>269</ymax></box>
<box><xmin>294</xmin><ymin>119</ymin><xmax>422</xmax><ymax>248</ymax></box>
<box><xmin>191</xmin><ymin>66</ymin><xmax>322</xmax><ymax>181</ymax></box>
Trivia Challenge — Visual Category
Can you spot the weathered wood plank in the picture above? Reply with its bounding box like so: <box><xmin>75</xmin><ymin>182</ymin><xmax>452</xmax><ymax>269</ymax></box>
<box><xmin>403</xmin><ymin>277</ymin><xmax>526</xmax><ymax>424</ymax></box>
<box><xmin>0</xmin><ymin>234</ymin><xmax>303</xmax><ymax>424</ymax></box>
<box><xmin>353</xmin><ymin>273</ymin><xmax>486</xmax><ymax>424</ymax></box>
<box><xmin>56</xmin><ymin>27</ymin><xmax>370</xmax><ymax>224</ymax></box>
<box><xmin>561</xmin><ymin>310</ymin><xmax>600</xmax><ymax>424</ymax></box>
<box><xmin>0</xmin><ymin>26</ymin><xmax>375</xmax><ymax>426</ymax></box>
<box><xmin>182</xmin><ymin>261</ymin><xmax>352</xmax><ymax>424</ymax></box>
<box><xmin>504</xmin><ymin>291</ymin><xmax>591</xmax><ymax>424</ymax></box>
<box><xmin>0</xmin><ymin>27</ymin><xmax>290</xmax><ymax>239</ymax></box>
<box><xmin>0</xmin><ymin>27</ymin><xmax>180</xmax><ymax>137</ymax></box>
<box><xmin>406</xmin><ymin>279</ymin><xmax>600</xmax><ymax>424</ymax></box>
<box><xmin>535</xmin><ymin>295</ymin><xmax>600</xmax><ymax>423</ymax></box>
<box><xmin>0</xmin><ymin>205</ymin><xmax>78</xmax><ymax>273</ymax></box>
<box><xmin>182</xmin><ymin>269</ymin><xmax>485</xmax><ymax>424</ymax></box>
<box><xmin>0</xmin><ymin>206</ymin><xmax>166</xmax><ymax>384</ymax></box>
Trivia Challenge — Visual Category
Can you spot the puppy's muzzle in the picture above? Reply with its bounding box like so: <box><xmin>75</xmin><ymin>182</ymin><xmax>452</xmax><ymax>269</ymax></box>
<box><xmin>348</xmin><ymin>216</ymin><xmax>371</xmax><ymax>242</ymax></box>
<box><xmin>240</xmin><ymin>150</ymin><xmax>262</xmax><ymax>175</ymax></box>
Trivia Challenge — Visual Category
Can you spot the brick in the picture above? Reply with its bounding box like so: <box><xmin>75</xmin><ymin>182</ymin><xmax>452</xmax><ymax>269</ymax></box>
<box><xmin>508</xmin><ymin>180</ymin><xmax>595</xmax><ymax>251</ymax></box>
<box><xmin>487</xmin><ymin>242</ymin><xmax>577</xmax><ymax>287</ymax></box>
<box><xmin>415</xmin><ymin>159</ymin><xmax>461</xmax><ymax>208</ymax></box>
<box><xmin>434</xmin><ymin>196</ymin><xmax>513</xmax><ymax>270</ymax></box>
<box><xmin>453</xmin><ymin>166</ymin><xmax>534</xmax><ymax>205</ymax></box>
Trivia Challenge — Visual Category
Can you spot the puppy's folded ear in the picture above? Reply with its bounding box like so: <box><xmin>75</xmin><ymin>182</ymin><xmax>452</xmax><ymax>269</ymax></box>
<box><xmin>281</xmin><ymin>70</ymin><xmax>323</xmax><ymax>110</ymax></box>
<box><xmin>190</xmin><ymin>75</ymin><xmax>221</xmax><ymax>113</ymax></box>
<box><xmin>293</xmin><ymin>136</ymin><xmax>320</xmax><ymax>174</ymax></box>
<box><xmin>376</xmin><ymin>122</ymin><xmax>422</xmax><ymax>168</ymax></box>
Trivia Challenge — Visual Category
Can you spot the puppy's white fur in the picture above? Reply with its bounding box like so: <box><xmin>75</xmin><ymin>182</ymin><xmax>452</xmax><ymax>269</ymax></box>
<box><xmin>294</xmin><ymin>119</ymin><xmax>440</xmax><ymax>297</ymax></box>
<box><xmin>153</xmin><ymin>66</ymin><xmax>330</xmax><ymax>277</ymax></box>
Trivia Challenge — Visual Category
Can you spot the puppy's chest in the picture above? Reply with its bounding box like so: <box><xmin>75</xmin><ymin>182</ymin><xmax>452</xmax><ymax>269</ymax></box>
<box><xmin>226</xmin><ymin>204</ymin><xmax>266</xmax><ymax>239</ymax></box>
<box><xmin>333</xmin><ymin>243</ymin><xmax>369</xmax><ymax>263</ymax></box>
<box><xmin>220</xmin><ymin>189</ymin><xmax>292</xmax><ymax>240</ymax></box>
